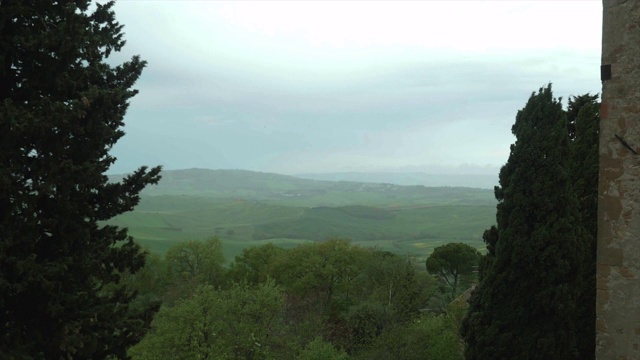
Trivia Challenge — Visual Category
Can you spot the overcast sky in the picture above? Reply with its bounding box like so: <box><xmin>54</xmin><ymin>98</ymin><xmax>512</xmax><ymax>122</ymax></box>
<box><xmin>107</xmin><ymin>1</ymin><xmax>602</xmax><ymax>175</ymax></box>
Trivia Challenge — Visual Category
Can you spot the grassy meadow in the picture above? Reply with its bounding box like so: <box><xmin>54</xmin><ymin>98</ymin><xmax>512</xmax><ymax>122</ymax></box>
<box><xmin>110</xmin><ymin>169</ymin><xmax>496</xmax><ymax>262</ymax></box>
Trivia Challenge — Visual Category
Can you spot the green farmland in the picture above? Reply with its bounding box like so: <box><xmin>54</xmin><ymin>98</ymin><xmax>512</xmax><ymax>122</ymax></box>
<box><xmin>110</xmin><ymin>169</ymin><xmax>496</xmax><ymax>261</ymax></box>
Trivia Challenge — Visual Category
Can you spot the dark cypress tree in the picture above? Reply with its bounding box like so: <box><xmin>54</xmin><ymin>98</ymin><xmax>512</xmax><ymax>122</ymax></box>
<box><xmin>0</xmin><ymin>1</ymin><xmax>161</xmax><ymax>358</ymax></box>
<box><xmin>459</xmin><ymin>226</ymin><xmax>498</xmax><ymax>357</ymax></box>
<box><xmin>567</xmin><ymin>94</ymin><xmax>599</xmax><ymax>360</ymax></box>
<box><xmin>461</xmin><ymin>85</ymin><xmax>585</xmax><ymax>359</ymax></box>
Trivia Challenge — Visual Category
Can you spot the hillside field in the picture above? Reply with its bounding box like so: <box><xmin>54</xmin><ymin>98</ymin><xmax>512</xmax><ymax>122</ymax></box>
<box><xmin>109</xmin><ymin>169</ymin><xmax>497</xmax><ymax>262</ymax></box>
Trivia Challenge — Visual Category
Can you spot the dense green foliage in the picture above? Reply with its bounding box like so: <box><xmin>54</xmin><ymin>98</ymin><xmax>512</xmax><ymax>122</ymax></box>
<box><xmin>299</xmin><ymin>337</ymin><xmax>350</xmax><ymax>360</ymax></box>
<box><xmin>568</xmin><ymin>94</ymin><xmax>599</xmax><ymax>360</ymax></box>
<box><xmin>461</xmin><ymin>86</ymin><xmax>598</xmax><ymax>359</ymax></box>
<box><xmin>0</xmin><ymin>1</ymin><xmax>161</xmax><ymax>358</ymax></box>
<box><xmin>126</xmin><ymin>239</ymin><xmax>466</xmax><ymax>359</ymax></box>
<box><xmin>162</xmin><ymin>237</ymin><xmax>227</xmax><ymax>303</ymax></box>
<box><xmin>129</xmin><ymin>281</ymin><xmax>285</xmax><ymax>359</ymax></box>
<box><xmin>353</xmin><ymin>313</ymin><xmax>463</xmax><ymax>360</ymax></box>
<box><xmin>426</xmin><ymin>243</ymin><xmax>480</xmax><ymax>298</ymax></box>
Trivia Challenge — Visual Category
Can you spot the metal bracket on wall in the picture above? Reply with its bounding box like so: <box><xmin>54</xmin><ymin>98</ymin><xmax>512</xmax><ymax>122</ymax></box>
<box><xmin>615</xmin><ymin>134</ymin><xmax>638</xmax><ymax>155</ymax></box>
<box><xmin>601</xmin><ymin>64</ymin><xmax>612</xmax><ymax>81</ymax></box>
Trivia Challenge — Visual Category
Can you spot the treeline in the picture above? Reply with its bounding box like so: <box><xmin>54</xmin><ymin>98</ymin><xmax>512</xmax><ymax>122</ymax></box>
<box><xmin>461</xmin><ymin>87</ymin><xmax>599</xmax><ymax>359</ymax></box>
<box><xmin>124</xmin><ymin>238</ymin><xmax>469</xmax><ymax>359</ymax></box>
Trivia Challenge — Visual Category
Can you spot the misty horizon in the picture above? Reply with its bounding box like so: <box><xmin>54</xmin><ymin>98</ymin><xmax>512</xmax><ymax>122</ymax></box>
<box><xmin>107</xmin><ymin>1</ymin><xmax>601</xmax><ymax>175</ymax></box>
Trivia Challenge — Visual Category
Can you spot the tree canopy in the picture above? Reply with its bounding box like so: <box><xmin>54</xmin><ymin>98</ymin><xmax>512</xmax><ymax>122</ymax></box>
<box><xmin>426</xmin><ymin>242</ymin><xmax>480</xmax><ymax>298</ymax></box>
<box><xmin>0</xmin><ymin>1</ymin><xmax>160</xmax><ymax>358</ymax></box>
<box><xmin>461</xmin><ymin>85</ymin><xmax>588</xmax><ymax>359</ymax></box>
<box><xmin>129</xmin><ymin>281</ymin><xmax>286</xmax><ymax>360</ymax></box>
<box><xmin>126</xmin><ymin>239</ymin><xmax>463</xmax><ymax>359</ymax></box>
<box><xmin>568</xmin><ymin>93</ymin><xmax>599</xmax><ymax>360</ymax></box>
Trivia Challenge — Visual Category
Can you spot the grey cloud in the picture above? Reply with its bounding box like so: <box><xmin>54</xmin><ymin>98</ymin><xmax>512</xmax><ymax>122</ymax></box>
<box><xmin>109</xmin><ymin>2</ymin><xmax>600</xmax><ymax>175</ymax></box>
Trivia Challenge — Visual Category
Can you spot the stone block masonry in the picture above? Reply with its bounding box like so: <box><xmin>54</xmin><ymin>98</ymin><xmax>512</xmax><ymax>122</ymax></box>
<box><xmin>597</xmin><ymin>0</ymin><xmax>640</xmax><ymax>358</ymax></box>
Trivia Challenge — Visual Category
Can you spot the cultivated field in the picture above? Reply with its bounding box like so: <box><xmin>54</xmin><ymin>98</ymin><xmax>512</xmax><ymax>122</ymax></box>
<box><xmin>110</xmin><ymin>169</ymin><xmax>497</xmax><ymax>262</ymax></box>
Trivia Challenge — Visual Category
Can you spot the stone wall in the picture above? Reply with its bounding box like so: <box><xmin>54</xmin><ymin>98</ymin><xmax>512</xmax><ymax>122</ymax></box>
<box><xmin>597</xmin><ymin>0</ymin><xmax>640</xmax><ymax>358</ymax></box>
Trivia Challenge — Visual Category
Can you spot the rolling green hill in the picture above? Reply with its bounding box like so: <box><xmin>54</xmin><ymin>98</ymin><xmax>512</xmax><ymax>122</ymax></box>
<box><xmin>110</xmin><ymin>169</ymin><xmax>497</xmax><ymax>260</ymax></box>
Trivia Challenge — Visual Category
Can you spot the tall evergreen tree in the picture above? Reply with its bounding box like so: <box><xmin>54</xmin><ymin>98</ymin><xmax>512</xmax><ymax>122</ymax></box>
<box><xmin>461</xmin><ymin>85</ymin><xmax>585</xmax><ymax>359</ymax></box>
<box><xmin>567</xmin><ymin>94</ymin><xmax>599</xmax><ymax>360</ymax></box>
<box><xmin>0</xmin><ymin>1</ymin><xmax>161</xmax><ymax>358</ymax></box>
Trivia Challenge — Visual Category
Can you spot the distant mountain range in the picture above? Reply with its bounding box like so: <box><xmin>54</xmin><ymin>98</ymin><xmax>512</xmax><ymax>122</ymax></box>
<box><xmin>295</xmin><ymin>172</ymin><xmax>498</xmax><ymax>189</ymax></box>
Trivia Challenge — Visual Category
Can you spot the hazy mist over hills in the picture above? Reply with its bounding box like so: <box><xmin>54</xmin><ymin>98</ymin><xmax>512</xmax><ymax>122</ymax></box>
<box><xmin>112</xmin><ymin>168</ymin><xmax>499</xmax><ymax>193</ymax></box>
<box><xmin>295</xmin><ymin>172</ymin><xmax>498</xmax><ymax>189</ymax></box>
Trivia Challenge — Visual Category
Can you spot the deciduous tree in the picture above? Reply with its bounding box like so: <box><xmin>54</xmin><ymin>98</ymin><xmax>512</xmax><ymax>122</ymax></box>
<box><xmin>129</xmin><ymin>281</ymin><xmax>286</xmax><ymax>360</ymax></box>
<box><xmin>299</xmin><ymin>337</ymin><xmax>350</xmax><ymax>360</ymax></box>
<box><xmin>354</xmin><ymin>313</ymin><xmax>463</xmax><ymax>360</ymax></box>
<box><xmin>229</xmin><ymin>242</ymin><xmax>286</xmax><ymax>285</ymax></box>
<box><xmin>274</xmin><ymin>238</ymin><xmax>365</xmax><ymax>309</ymax></box>
<box><xmin>163</xmin><ymin>237</ymin><xmax>226</xmax><ymax>303</ymax></box>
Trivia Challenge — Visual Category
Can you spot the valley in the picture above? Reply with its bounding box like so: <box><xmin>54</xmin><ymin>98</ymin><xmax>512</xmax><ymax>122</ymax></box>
<box><xmin>110</xmin><ymin>168</ymin><xmax>496</xmax><ymax>261</ymax></box>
